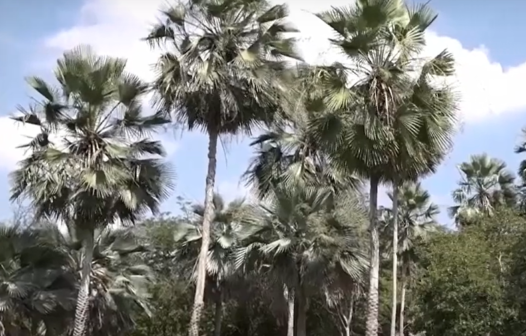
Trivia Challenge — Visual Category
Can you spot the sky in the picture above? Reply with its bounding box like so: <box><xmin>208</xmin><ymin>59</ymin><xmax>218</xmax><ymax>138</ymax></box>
<box><xmin>1</xmin><ymin>0</ymin><xmax>526</xmax><ymax>225</ymax></box>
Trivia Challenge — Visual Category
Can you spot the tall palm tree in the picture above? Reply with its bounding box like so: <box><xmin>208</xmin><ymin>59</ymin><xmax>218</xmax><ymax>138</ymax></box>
<box><xmin>173</xmin><ymin>193</ymin><xmax>248</xmax><ymax>336</ymax></box>
<box><xmin>449</xmin><ymin>154</ymin><xmax>516</xmax><ymax>227</ymax></box>
<box><xmin>313</xmin><ymin>1</ymin><xmax>458</xmax><ymax>335</ymax></box>
<box><xmin>10</xmin><ymin>46</ymin><xmax>173</xmax><ymax>336</ymax></box>
<box><xmin>145</xmin><ymin>1</ymin><xmax>298</xmax><ymax>333</ymax></box>
<box><xmin>236</xmin><ymin>186</ymin><xmax>368</xmax><ymax>336</ymax></box>
<box><xmin>386</xmin><ymin>182</ymin><xmax>439</xmax><ymax>335</ymax></box>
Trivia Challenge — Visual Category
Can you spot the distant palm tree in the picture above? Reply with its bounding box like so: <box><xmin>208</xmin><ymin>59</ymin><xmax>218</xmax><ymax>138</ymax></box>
<box><xmin>514</xmin><ymin>128</ymin><xmax>526</xmax><ymax>211</ymax></box>
<box><xmin>145</xmin><ymin>1</ymin><xmax>298</xmax><ymax>333</ymax></box>
<box><xmin>388</xmin><ymin>182</ymin><xmax>439</xmax><ymax>335</ymax></box>
<box><xmin>10</xmin><ymin>46</ymin><xmax>173</xmax><ymax>336</ymax></box>
<box><xmin>173</xmin><ymin>193</ymin><xmax>248</xmax><ymax>336</ymax></box>
<box><xmin>515</xmin><ymin>127</ymin><xmax>526</xmax><ymax>184</ymax></box>
<box><xmin>449</xmin><ymin>154</ymin><xmax>516</xmax><ymax>227</ymax></box>
<box><xmin>236</xmin><ymin>186</ymin><xmax>368</xmax><ymax>336</ymax></box>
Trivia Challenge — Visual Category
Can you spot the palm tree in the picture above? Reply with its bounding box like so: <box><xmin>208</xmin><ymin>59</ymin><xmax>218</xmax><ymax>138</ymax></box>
<box><xmin>173</xmin><ymin>193</ymin><xmax>248</xmax><ymax>336</ymax></box>
<box><xmin>10</xmin><ymin>46</ymin><xmax>173</xmax><ymax>336</ymax></box>
<box><xmin>313</xmin><ymin>1</ymin><xmax>458</xmax><ymax>335</ymax></box>
<box><xmin>244</xmin><ymin>65</ymin><xmax>362</xmax><ymax>200</ymax></box>
<box><xmin>0</xmin><ymin>225</ymin><xmax>68</xmax><ymax>336</ymax></box>
<box><xmin>35</xmin><ymin>224</ymin><xmax>154</xmax><ymax>336</ymax></box>
<box><xmin>513</xmin><ymin>132</ymin><xmax>526</xmax><ymax>212</ymax></box>
<box><xmin>386</xmin><ymin>182</ymin><xmax>439</xmax><ymax>335</ymax></box>
<box><xmin>236</xmin><ymin>186</ymin><xmax>368</xmax><ymax>336</ymax></box>
<box><xmin>145</xmin><ymin>1</ymin><xmax>298</xmax><ymax>333</ymax></box>
<box><xmin>515</xmin><ymin>127</ymin><xmax>526</xmax><ymax>185</ymax></box>
<box><xmin>449</xmin><ymin>154</ymin><xmax>516</xmax><ymax>227</ymax></box>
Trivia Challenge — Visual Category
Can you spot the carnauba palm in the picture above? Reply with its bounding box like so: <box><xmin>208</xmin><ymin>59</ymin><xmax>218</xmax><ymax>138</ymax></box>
<box><xmin>145</xmin><ymin>0</ymin><xmax>299</xmax><ymax>334</ymax></box>
<box><xmin>10</xmin><ymin>45</ymin><xmax>173</xmax><ymax>336</ymax></box>
<box><xmin>310</xmin><ymin>1</ymin><xmax>458</xmax><ymax>335</ymax></box>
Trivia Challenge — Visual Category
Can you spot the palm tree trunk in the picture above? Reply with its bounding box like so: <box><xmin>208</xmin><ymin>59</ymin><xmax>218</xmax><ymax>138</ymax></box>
<box><xmin>343</xmin><ymin>296</ymin><xmax>355</xmax><ymax>336</ymax></box>
<box><xmin>296</xmin><ymin>285</ymin><xmax>308</xmax><ymax>336</ymax></box>
<box><xmin>399</xmin><ymin>266</ymin><xmax>407</xmax><ymax>336</ymax></box>
<box><xmin>390</xmin><ymin>182</ymin><xmax>399</xmax><ymax>336</ymax></box>
<box><xmin>285</xmin><ymin>286</ymin><xmax>295</xmax><ymax>336</ymax></box>
<box><xmin>189</xmin><ymin>130</ymin><xmax>219</xmax><ymax>336</ymax></box>
<box><xmin>365</xmin><ymin>176</ymin><xmax>380</xmax><ymax>336</ymax></box>
<box><xmin>72</xmin><ymin>230</ymin><xmax>95</xmax><ymax>336</ymax></box>
<box><xmin>213</xmin><ymin>291</ymin><xmax>223</xmax><ymax>336</ymax></box>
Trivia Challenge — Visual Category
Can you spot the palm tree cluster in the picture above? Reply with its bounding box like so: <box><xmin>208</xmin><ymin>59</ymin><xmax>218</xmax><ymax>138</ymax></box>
<box><xmin>5</xmin><ymin>0</ymin><xmax>526</xmax><ymax>336</ymax></box>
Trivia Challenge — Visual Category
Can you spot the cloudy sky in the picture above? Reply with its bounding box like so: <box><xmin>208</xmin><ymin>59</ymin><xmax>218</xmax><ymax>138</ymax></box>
<box><xmin>1</xmin><ymin>0</ymin><xmax>526</xmax><ymax>225</ymax></box>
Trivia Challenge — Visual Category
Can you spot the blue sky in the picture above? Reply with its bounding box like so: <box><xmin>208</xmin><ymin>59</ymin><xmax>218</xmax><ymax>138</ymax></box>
<box><xmin>1</xmin><ymin>0</ymin><xmax>526</xmax><ymax>225</ymax></box>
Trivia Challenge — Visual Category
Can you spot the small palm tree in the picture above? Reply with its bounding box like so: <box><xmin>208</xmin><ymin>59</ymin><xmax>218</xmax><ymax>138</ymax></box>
<box><xmin>513</xmin><ymin>129</ymin><xmax>526</xmax><ymax>211</ymax></box>
<box><xmin>0</xmin><ymin>226</ymin><xmax>62</xmax><ymax>336</ymax></box>
<box><xmin>0</xmin><ymin>224</ymin><xmax>79</xmax><ymax>336</ymax></box>
<box><xmin>236</xmin><ymin>186</ymin><xmax>368</xmax><ymax>336</ymax></box>
<box><xmin>174</xmin><ymin>193</ymin><xmax>248</xmax><ymax>336</ymax></box>
<box><xmin>36</xmin><ymin>224</ymin><xmax>154</xmax><ymax>336</ymax></box>
<box><xmin>515</xmin><ymin>127</ymin><xmax>526</xmax><ymax>184</ymax></box>
<box><xmin>388</xmin><ymin>182</ymin><xmax>439</xmax><ymax>335</ymax></box>
<box><xmin>145</xmin><ymin>1</ymin><xmax>298</xmax><ymax>333</ymax></box>
<box><xmin>10</xmin><ymin>46</ymin><xmax>173</xmax><ymax>336</ymax></box>
<box><xmin>449</xmin><ymin>154</ymin><xmax>516</xmax><ymax>227</ymax></box>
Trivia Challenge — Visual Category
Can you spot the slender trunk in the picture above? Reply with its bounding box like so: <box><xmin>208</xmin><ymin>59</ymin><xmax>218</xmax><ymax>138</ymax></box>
<box><xmin>365</xmin><ymin>176</ymin><xmax>380</xmax><ymax>336</ymax></box>
<box><xmin>72</xmin><ymin>230</ymin><xmax>95</xmax><ymax>336</ymax></box>
<box><xmin>296</xmin><ymin>285</ymin><xmax>308</xmax><ymax>336</ymax></box>
<box><xmin>344</xmin><ymin>297</ymin><xmax>355</xmax><ymax>336</ymax></box>
<box><xmin>390</xmin><ymin>183</ymin><xmax>400</xmax><ymax>336</ymax></box>
<box><xmin>399</xmin><ymin>265</ymin><xmax>407</xmax><ymax>336</ymax></box>
<box><xmin>213</xmin><ymin>292</ymin><xmax>223</xmax><ymax>336</ymax></box>
<box><xmin>285</xmin><ymin>286</ymin><xmax>295</xmax><ymax>336</ymax></box>
<box><xmin>189</xmin><ymin>130</ymin><xmax>219</xmax><ymax>336</ymax></box>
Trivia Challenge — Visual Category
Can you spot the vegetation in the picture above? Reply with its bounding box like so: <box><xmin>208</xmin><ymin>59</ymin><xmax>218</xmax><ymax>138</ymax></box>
<box><xmin>3</xmin><ymin>0</ymin><xmax>526</xmax><ymax>336</ymax></box>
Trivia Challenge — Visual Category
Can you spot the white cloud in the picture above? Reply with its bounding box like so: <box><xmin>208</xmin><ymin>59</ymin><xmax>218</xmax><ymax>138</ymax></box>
<box><xmin>423</xmin><ymin>33</ymin><xmax>526</xmax><ymax>122</ymax></box>
<box><xmin>42</xmin><ymin>0</ymin><xmax>165</xmax><ymax>82</ymax></box>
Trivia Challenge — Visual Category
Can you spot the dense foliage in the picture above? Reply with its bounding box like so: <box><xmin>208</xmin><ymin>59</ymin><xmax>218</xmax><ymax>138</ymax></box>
<box><xmin>3</xmin><ymin>0</ymin><xmax>526</xmax><ymax>336</ymax></box>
